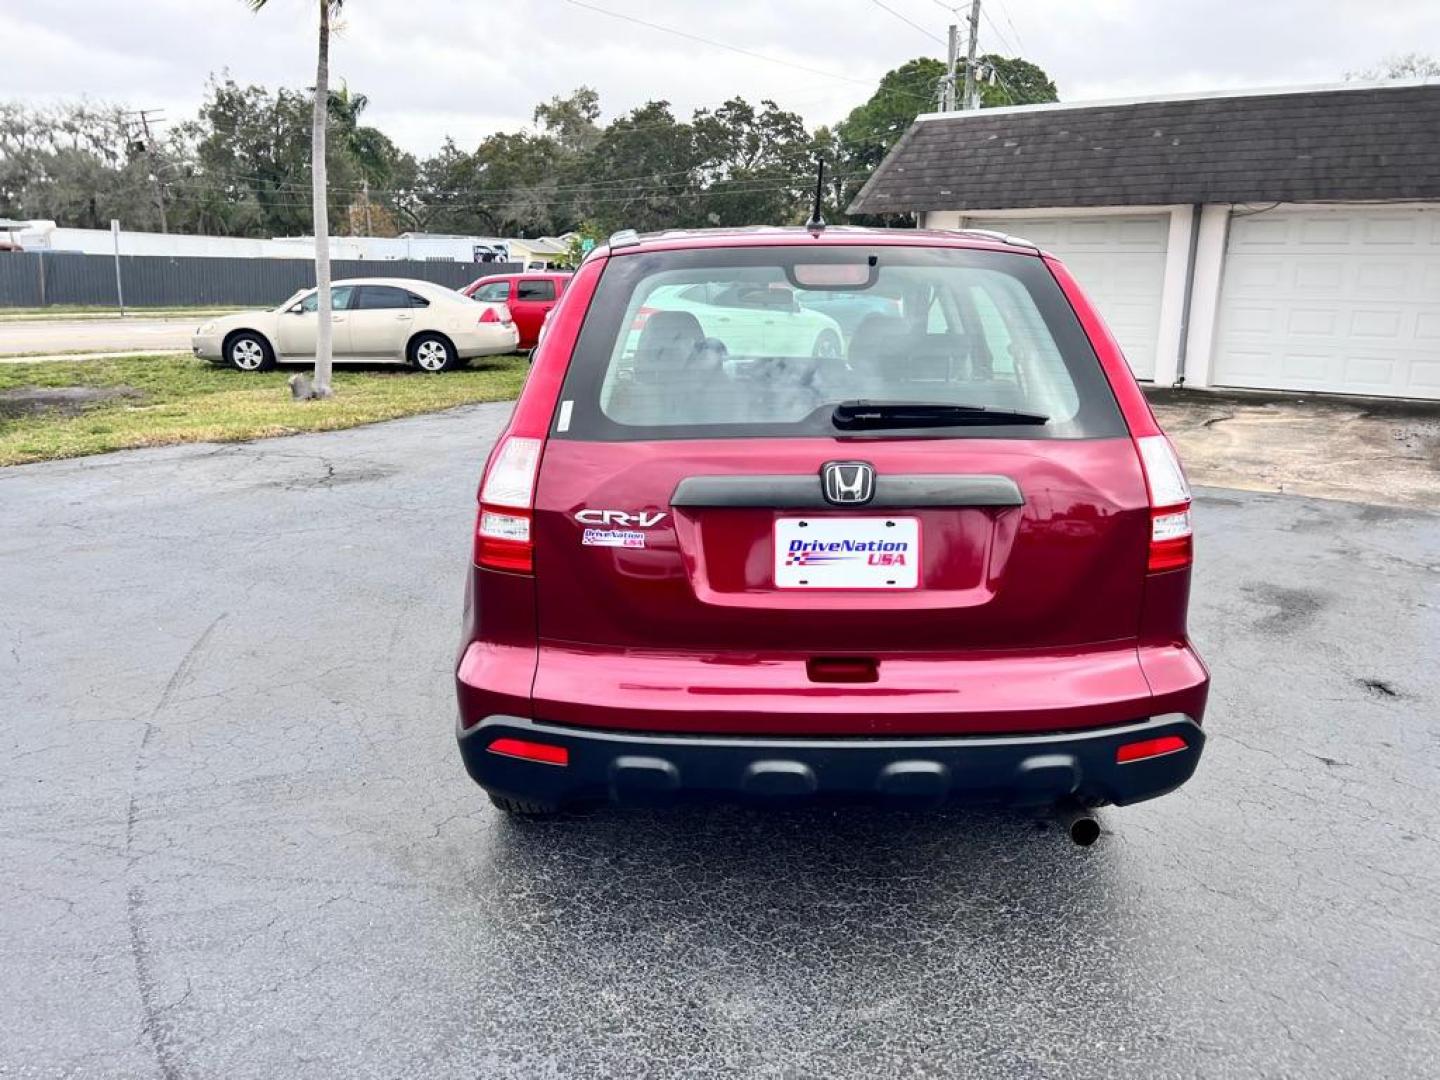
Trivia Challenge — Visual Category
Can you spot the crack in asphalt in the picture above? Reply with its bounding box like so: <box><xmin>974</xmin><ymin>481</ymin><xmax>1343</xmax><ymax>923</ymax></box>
<box><xmin>123</xmin><ymin>611</ymin><xmax>228</xmax><ymax>1080</ymax></box>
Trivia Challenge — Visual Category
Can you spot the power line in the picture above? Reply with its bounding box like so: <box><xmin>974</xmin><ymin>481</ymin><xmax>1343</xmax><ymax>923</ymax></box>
<box><xmin>151</xmin><ymin>141</ymin><xmax>840</xmax><ymax>202</ymax></box>
<box><xmin>979</xmin><ymin>7</ymin><xmax>1015</xmax><ymax>55</ymax></box>
<box><xmin>557</xmin><ymin>0</ymin><xmax>871</xmax><ymax>86</ymax></box>
<box><xmin>866</xmin><ymin>0</ymin><xmax>945</xmax><ymax>45</ymax></box>
<box><xmin>994</xmin><ymin>0</ymin><xmax>1026</xmax><ymax>52</ymax></box>
<box><xmin>148</xmin><ymin>172</ymin><xmax>838</xmax><ymax>213</ymax></box>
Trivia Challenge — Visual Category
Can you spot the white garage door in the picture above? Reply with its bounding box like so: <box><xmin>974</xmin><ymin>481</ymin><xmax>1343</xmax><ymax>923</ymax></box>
<box><xmin>1212</xmin><ymin>207</ymin><xmax>1440</xmax><ymax>399</ymax></box>
<box><xmin>964</xmin><ymin>214</ymin><xmax>1169</xmax><ymax>379</ymax></box>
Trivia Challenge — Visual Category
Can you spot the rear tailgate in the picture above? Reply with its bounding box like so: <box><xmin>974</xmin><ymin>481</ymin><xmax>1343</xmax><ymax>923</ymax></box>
<box><xmin>527</xmin><ymin>240</ymin><xmax>1154</xmax><ymax>735</ymax></box>
<box><xmin>533</xmin><ymin>436</ymin><xmax>1147</xmax><ymax>652</ymax></box>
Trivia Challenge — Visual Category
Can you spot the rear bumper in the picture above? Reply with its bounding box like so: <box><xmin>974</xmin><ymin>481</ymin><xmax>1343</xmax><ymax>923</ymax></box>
<box><xmin>453</xmin><ymin>325</ymin><xmax>520</xmax><ymax>358</ymax></box>
<box><xmin>457</xmin><ymin>712</ymin><xmax>1205</xmax><ymax>810</ymax></box>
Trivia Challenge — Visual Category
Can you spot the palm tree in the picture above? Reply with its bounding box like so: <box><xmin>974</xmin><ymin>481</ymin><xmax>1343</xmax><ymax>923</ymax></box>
<box><xmin>245</xmin><ymin>0</ymin><xmax>341</xmax><ymax>399</ymax></box>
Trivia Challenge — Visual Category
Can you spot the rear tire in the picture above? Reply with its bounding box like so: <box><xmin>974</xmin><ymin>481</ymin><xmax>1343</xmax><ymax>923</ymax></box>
<box><xmin>409</xmin><ymin>332</ymin><xmax>457</xmax><ymax>373</ymax></box>
<box><xmin>488</xmin><ymin>793</ymin><xmax>559</xmax><ymax>817</ymax></box>
<box><xmin>225</xmin><ymin>331</ymin><xmax>275</xmax><ymax>372</ymax></box>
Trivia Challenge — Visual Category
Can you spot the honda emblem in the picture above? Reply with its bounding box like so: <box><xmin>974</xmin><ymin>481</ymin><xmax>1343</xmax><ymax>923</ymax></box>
<box><xmin>821</xmin><ymin>461</ymin><xmax>876</xmax><ymax>505</ymax></box>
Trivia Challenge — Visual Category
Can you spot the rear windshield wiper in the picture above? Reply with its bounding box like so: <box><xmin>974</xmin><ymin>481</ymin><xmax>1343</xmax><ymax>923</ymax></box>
<box><xmin>831</xmin><ymin>400</ymin><xmax>1049</xmax><ymax>430</ymax></box>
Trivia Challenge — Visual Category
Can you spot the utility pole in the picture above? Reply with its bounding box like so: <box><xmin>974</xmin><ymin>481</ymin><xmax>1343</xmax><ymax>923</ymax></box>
<box><xmin>942</xmin><ymin>24</ymin><xmax>959</xmax><ymax>111</ymax></box>
<box><xmin>128</xmin><ymin>109</ymin><xmax>169</xmax><ymax>233</ymax></box>
<box><xmin>362</xmin><ymin>179</ymin><xmax>373</xmax><ymax>236</ymax></box>
<box><xmin>111</xmin><ymin>219</ymin><xmax>126</xmax><ymax>316</ymax></box>
<box><xmin>962</xmin><ymin>0</ymin><xmax>982</xmax><ymax>110</ymax></box>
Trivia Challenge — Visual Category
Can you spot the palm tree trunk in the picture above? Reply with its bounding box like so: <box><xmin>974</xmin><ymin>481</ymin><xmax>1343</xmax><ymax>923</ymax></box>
<box><xmin>310</xmin><ymin>0</ymin><xmax>334</xmax><ymax>397</ymax></box>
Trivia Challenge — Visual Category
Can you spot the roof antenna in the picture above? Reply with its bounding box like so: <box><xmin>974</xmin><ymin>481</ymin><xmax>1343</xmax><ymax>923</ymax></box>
<box><xmin>805</xmin><ymin>158</ymin><xmax>826</xmax><ymax>235</ymax></box>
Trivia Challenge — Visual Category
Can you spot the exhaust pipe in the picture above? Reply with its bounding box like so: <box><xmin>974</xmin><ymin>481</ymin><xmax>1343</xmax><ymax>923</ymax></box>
<box><xmin>1055</xmin><ymin>801</ymin><xmax>1101</xmax><ymax>846</ymax></box>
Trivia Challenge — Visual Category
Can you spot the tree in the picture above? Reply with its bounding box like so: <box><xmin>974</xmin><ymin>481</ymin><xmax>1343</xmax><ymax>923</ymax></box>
<box><xmin>1347</xmin><ymin>53</ymin><xmax>1440</xmax><ymax>80</ymax></box>
<box><xmin>836</xmin><ymin>58</ymin><xmax>947</xmax><ymax>172</ymax></box>
<box><xmin>584</xmin><ymin>102</ymin><xmax>699</xmax><ymax>233</ymax></box>
<box><xmin>245</xmin><ymin>0</ymin><xmax>342</xmax><ymax>400</ymax></box>
<box><xmin>835</xmin><ymin>54</ymin><xmax>1058</xmax><ymax>223</ymax></box>
<box><xmin>0</xmin><ymin>102</ymin><xmax>173</xmax><ymax>231</ymax></box>
<box><xmin>691</xmin><ymin>98</ymin><xmax>812</xmax><ymax>227</ymax></box>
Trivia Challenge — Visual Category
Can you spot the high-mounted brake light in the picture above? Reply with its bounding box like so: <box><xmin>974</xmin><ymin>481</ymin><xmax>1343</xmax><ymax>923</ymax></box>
<box><xmin>630</xmin><ymin>305</ymin><xmax>657</xmax><ymax>332</ymax></box>
<box><xmin>1136</xmin><ymin>435</ymin><xmax>1193</xmax><ymax>573</ymax></box>
<box><xmin>475</xmin><ymin>436</ymin><xmax>542</xmax><ymax>573</ymax></box>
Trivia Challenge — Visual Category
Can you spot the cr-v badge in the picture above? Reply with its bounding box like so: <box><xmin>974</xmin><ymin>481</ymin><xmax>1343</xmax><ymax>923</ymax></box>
<box><xmin>575</xmin><ymin>509</ymin><xmax>668</xmax><ymax>527</ymax></box>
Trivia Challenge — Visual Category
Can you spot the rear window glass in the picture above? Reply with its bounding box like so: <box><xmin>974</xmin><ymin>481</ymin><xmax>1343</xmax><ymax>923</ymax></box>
<box><xmin>517</xmin><ymin>279</ymin><xmax>557</xmax><ymax>301</ymax></box>
<box><xmin>554</xmin><ymin>246</ymin><xmax>1123</xmax><ymax>441</ymax></box>
<box><xmin>471</xmin><ymin>281</ymin><xmax>510</xmax><ymax>303</ymax></box>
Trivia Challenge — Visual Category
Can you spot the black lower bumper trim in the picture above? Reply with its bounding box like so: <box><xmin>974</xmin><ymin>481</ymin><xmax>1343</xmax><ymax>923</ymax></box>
<box><xmin>458</xmin><ymin>714</ymin><xmax>1205</xmax><ymax>810</ymax></box>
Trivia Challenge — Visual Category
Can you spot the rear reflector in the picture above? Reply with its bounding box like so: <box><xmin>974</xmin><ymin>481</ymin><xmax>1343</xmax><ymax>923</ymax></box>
<box><xmin>487</xmin><ymin>737</ymin><xmax>569</xmax><ymax>766</ymax></box>
<box><xmin>1116</xmin><ymin>734</ymin><xmax>1188</xmax><ymax>764</ymax></box>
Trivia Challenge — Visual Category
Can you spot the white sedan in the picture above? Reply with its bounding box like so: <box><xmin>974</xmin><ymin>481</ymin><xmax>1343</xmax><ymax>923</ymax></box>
<box><xmin>191</xmin><ymin>277</ymin><xmax>520</xmax><ymax>373</ymax></box>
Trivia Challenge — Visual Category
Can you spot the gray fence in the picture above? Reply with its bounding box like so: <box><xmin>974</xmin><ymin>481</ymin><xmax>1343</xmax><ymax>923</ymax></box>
<box><xmin>0</xmin><ymin>252</ymin><xmax>524</xmax><ymax>309</ymax></box>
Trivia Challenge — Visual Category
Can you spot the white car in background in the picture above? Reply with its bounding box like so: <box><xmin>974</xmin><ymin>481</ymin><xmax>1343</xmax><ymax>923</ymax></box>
<box><xmin>628</xmin><ymin>282</ymin><xmax>844</xmax><ymax>359</ymax></box>
<box><xmin>191</xmin><ymin>278</ymin><xmax>519</xmax><ymax>373</ymax></box>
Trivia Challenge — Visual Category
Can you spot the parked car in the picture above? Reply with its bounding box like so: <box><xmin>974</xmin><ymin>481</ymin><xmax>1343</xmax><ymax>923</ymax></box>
<box><xmin>795</xmin><ymin>289</ymin><xmax>902</xmax><ymax>342</ymax></box>
<box><xmin>192</xmin><ymin>278</ymin><xmax>518</xmax><ymax>373</ymax></box>
<box><xmin>624</xmin><ymin>281</ymin><xmax>844</xmax><ymax>359</ymax></box>
<box><xmin>463</xmin><ymin>272</ymin><xmax>573</xmax><ymax>350</ymax></box>
<box><xmin>455</xmin><ymin>227</ymin><xmax>1208</xmax><ymax>841</ymax></box>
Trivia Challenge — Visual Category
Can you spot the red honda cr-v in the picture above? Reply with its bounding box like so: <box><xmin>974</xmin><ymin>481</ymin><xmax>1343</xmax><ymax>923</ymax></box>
<box><xmin>455</xmin><ymin>226</ymin><xmax>1208</xmax><ymax>837</ymax></box>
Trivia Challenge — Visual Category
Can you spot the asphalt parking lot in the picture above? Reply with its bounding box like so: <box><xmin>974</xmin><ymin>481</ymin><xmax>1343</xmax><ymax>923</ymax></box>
<box><xmin>3</xmin><ymin>403</ymin><xmax>1438</xmax><ymax>1079</ymax></box>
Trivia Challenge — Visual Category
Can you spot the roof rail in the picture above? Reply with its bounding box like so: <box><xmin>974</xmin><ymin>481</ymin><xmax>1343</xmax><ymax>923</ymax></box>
<box><xmin>608</xmin><ymin>229</ymin><xmax>641</xmax><ymax>250</ymax></box>
<box><xmin>952</xmin><ymin>227</ymin><xmax>1038</xmax><ymax>250</ymax></box>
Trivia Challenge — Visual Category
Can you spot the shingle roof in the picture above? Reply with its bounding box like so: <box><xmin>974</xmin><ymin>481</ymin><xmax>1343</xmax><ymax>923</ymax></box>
<box><xmin>847</xmin><ymin>82</ymin><xmax>1440</xmax><ymax>214</ymax></box>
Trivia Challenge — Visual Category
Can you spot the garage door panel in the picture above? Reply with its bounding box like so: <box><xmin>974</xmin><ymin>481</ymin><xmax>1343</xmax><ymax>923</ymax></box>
<box><xmin>1361</xmin><ymin>217</ymin><xmax>1418</xmax><ymax>245</ymax></box>
<box><xmin>1213</xmin><ymin>207</ymin><xmax>1440</xmax><ymax>400</ymax></box>
<box><xmin>1116</xmin><ymin>218</ymin><xmax>1168</xmax><ymax>244</ymax></box>
<box><xmin>1231</xmin><ymin>216</ymin><xmax>1289</xmax><ymax>246</ymax></box>
<box><xmin>1354</xmin><ymin>261</ymin><xmax>1410</xmax><ymax>294</ymax></box>
<box><xmin>967</xmin><ymin>214</ymin><xmax>1168</xmax><ymax>381</ymax></box>
<box><xmin>1288</xmin><ymin>309</ymin><xmax>1335</xmax><ymax>335</ymax></box>
<box><xmin>1230</xmin><ymin>260</ymin><xmax>1284</xmax><ymax>289</ymax></box>
<box><xmin>1412</xmin><ymin>362</ymin><xmax>1440</xmax><ymax>391</ymax></box>
<box><xmin>1300</xmin><ymin>217</ymin><xmax>1351</xmax><ymax>244</ymax></box>
<box><xmin>1292</xmin><ymin>261</ymin><xmax>1344</xmax><ymax>292</ymax></box>
<box><xmin>1342</xmin><ymin>355</ymin><xmax>1398</xmax><ymax>389</ymax></box>
<box><xmin>1280</xmin><ymin>352</ymin><xmax>1335</xmax><ymax>382</ymax></box>
<box><xmin>1350</xmin><ymin>310</ymin><xmax>1404</xmax><ymax>338</ymax></box>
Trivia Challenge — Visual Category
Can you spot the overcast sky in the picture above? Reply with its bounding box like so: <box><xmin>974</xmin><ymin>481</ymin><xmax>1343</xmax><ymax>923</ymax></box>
<box><xmin>1</xmin><ymin>0</ymin><xmax>1435</xmax><ymax>154</ymax></box>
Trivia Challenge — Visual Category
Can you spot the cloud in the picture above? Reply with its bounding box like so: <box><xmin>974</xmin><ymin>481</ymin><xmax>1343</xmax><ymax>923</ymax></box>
<box><xmin>0</xmin><ymin>0</ymin><xmax>1436</xmax><ymax>154</ymax></box>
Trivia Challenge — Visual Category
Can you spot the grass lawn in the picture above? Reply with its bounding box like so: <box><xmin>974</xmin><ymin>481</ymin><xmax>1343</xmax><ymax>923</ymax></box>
<box><xmin>0</xmin><ymin>354</ymin><xmax>529</xmax><ymax>466</ymax></box>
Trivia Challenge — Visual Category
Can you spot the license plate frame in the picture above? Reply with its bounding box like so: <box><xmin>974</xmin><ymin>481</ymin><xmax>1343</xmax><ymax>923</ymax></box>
<box><xmin>773</xmin><ymin>516</ymin><xmax>921</xmax><ymax>590</ymax></box>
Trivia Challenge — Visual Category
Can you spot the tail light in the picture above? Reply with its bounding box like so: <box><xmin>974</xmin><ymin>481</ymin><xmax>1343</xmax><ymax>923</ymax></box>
<box><xmin>479</xmin><ymin>305</ymin><xmax>513</xmax><ymax>325</ymax></box>
<box><xmin>629</xmin><ymin>305</ymin><xmax>657</xmax><ymax>331</ymax></box>
<box><xmin>1136</xmin><ymin>435</ymin><xmax>1192</xmax><ymax>573</ymax></box>
<box><xmin>475</xmin><ymin>436</ymin><xmax>542</xmax><ymax>573</ymax></box>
